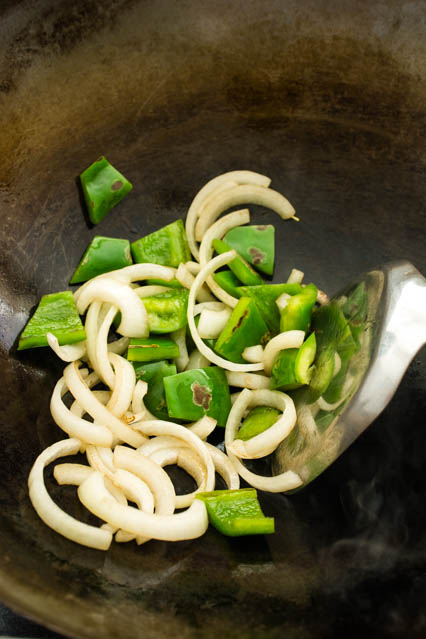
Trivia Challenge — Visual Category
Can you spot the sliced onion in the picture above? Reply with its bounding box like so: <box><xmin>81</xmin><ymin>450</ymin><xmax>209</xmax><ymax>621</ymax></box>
<box><xmin>86</xmin><ymin>445</ymin><xmax>115</xmax><ymax>480</ymax></box>
<box><xmin>94</xmin><ymin>303</ymin><xmax>118</xmax><ymax>388</ymax></box>
<box><xmin>185</xmin><ymin>349</ymin><xmax>211</xmax><ymax>370</ymax></box>
<box><xmin>113</xmin><ymin>468</ymin><xmax>155</xmax><ymax>544</ymax></box>
<box><xmin>176</xmin><ymin>263</ymin><xmax>214</xmax><ymax>302</ymax></box>
<box><xmin>193</xmin><ymin>301</ymin><xmax>227</xmax><ymax>315</ymax></box>
<box><xmin>54</xmin><ymin>463</ymin><xmax>93</xmax><ymax>486</ymax></box>
<box><xmin>107</xmin><ymin>337</ymin><xmax>129</xmax><ymax>355</ymax></box>
<box><xmin>133</xmin><ymin>420</ymin><xmax>215</xmax><ymax>492</ymax></box>
<box><xmin>50</xmin><ymin>378</ymin><xmax>113</xmax><ymax>446</ymax></box>
<box><xmin>171</xmin><ymin>327</ymin><xmax>189</xmax><ymax>372</ymax></box>
<box><xmin>194</xmin><ymin>184</ymin><xmax>296</xmax><ymax>241</ymax></box>
<box><xmin>225</xmin><ymin>370</ymin><xmax>271</xmax><ymax>390</ymax></box>
<box><xmin>263</xmin><ymin>330</ymin><xmax>305</xmax><ymax>376</ymax></box>
<box><xmin>75</xmin><ymin>264</ymin><xmax>176</xmax><ymax>296</ymax></box>
<box><xmin>227</xmin><ymin>388</ymin><xmax>297</xmax><ymax>459</ymax></box>
<box><xmin>63</xmin><ymin>361</ymin><xmax>145</xmax><ymax>448</ymax></box>
<box><xmin>275</xmin><ymin>292</ymin><xmax>291</xmax><ymax>313</ymax></box>
<box><xmin>187</xmin><ymin>251</ymin><xmax>264</xmax><ymax>372</ymax></box>
<box><xmin>184</xmin><ymin>261</ymin><xmax>201</xmax><ymax>275</ymax></box>
<box><xmin>148</xmin><ymin>446</ymin><xmax>207</xmax><ymax>508</ymax></box>
<box><xmin>334</xmin><ymin>352</ymin><xmax>342</xmax><ymax>376</ymax></box>
<box><xmin>186</xmin><ymin>415</ymin><xmax>217</xmax><ymax>439</ymax></box>
<box><xmin>287</xmin><ymin>268</ymin><xmax>304</xmax><ymax>284</ymax></box>
<box><xmin>78</xmin><ymin>471</ymin><xmax>208</xmax><ymax>541</ymax></box>
<box><xmin>199</xmin><ymin>209</ymin><xmax>251</xmax><ymax>267</ymax></box>
<box><xmin>198</xmin><ymin>307</ymin><xmax>232</xmax><ymax>339</ymax></box>
<box><xmin>204</xmin><ymin>442</ymin><xmax>240</xmax><ymax>490</ymax></box>
<box><xmin>316</xmin><ymin>289</ymin><xmax>330</xmax><ymax>305</ymax></box>
<box><xmin>46</xmin><ymin>333</ymin><xmax>87</xmax><ymax>362</ymax></box>
<box><xmin>242</xmin><ymin>345</ymin><xmax>264</xmax><ymax>363</ymax></box>
<box><xmin>316</xmin><ymin>395</ymin><xmax>346</xmax><ymax>412</ymax></box>
<box><xmin>225</xmin><ymin>390</ymin><xmax>303</xmax><ymax>492</ymax></box>
<box><xmin>84</xmin><ymin>300</ymin><xmax>102</xmax><ymax>372</ymax></box>
<box><xmin>106</xmin><ymin>353</ymin><xmax>136</xmax><ymax>418</ymax></box>
<box><xmin>113</xmin><ymin>446</ymin><xmax>176</xmax><ymax>515</ymax></box>
<box><xmin>134</xmin><ymin>285</ymin><xmax>172</xmax><ymax>297</ymax></box>
<box><xmin>76</xmin><ymin>277</ymin><xmax>149</xmax><ymax>338</ymax></box>
<box><xmin>28</xmin><ymin>438</ymin><xmax>112</xmax><ymax>550</ymax></box>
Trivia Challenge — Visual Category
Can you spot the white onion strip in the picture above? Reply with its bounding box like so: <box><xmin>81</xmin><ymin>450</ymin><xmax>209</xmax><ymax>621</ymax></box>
<box><xmin>263</xmin><ymin>330</ymin><xmax>305</xmax><ymax>376</ymax></box>
<box><xmin>176</xmin><ymin>264</ymin><xmax>214</xmax><ymax>303</ymax></box>
<box><xmin>287</xmin><ymin>268</ymin><xmax>304</xmax><ymax>284</ymax></box>
<box><xmin>185</xmin><ymin>349</ymin><xmax>211</xmax><ymax>370</ymax></box>
<box><xmin>54</xmin><ymin>463</ymin><xmax>93</xmax><ymax>486</ymax></box>
<box><xmin>194</xmin><ymin>184</ymin><xmax>297</xmax><ymax>241</ymax></box>
<box><xmin>50</xmin><ymin>378</ymin><xmax>113</xmax><ymax>447</ymax></box>
<box><xmin>94</xmin><ymin>304</ymin><xmax>118</xmax><ymax>388</ymax></box>
<box><xmin>187</xmin><ymin>251</ymin><xmax>264</xmax><ymax>372</ymax></box>
<box><xmin>225</xmin><ymin>371</ymin><xmax>271</xmax><ymax>390</ymax></box>
<box><xmin>28</xmin><ymin>439</ymin><xmax>112</xmax><ymax>550</ymax></box>
<box><xmin>185</xmin><ymin>170</ymin><xmax>271</xmax><ymax>260</ymax></box>
<box><xmin>198</xmin><ymin>307</ymin><xmax>232</xmax><ymax>339</ymax></box>
<box><xmin>227</xmin><ymin>388</ymin><xmax>297</xmax><ymax>459</ymax></box>
<box><xmin>242</xmin><ymin>345</ymin><xmax>264</xmax><ymax>363</ymax></box>
<box><xmin>225</xmin><ymin>390</ymin><xmax>303</xmax><ymax>492</ymax></box>
<box><xmin>78</xmin><ymin>472</ymin><xmax>208</xmax><ymax>541</ymax></box>
<box><xmin>204</xmin><ymin>442</ymin><xmax>240</xmax><ymax>490</ymax></box>
<box><xmin>171</xmin><ymin>327</ymin><xmax>189</xmax><ymax>372</ymax></box>
<box><xmin>46</xmin><ymin>333</ymin><xmax>87</xmax><ymax>362</ymax></box>
<box><xmin>63</xmin><ymin>362</ymin><xmax>145</xmax><ymax>448</ymax></box>
<box><xmin>148</xmin><ymin>447</ymin><xmax>207</xmax><ymax>508</ymax></box>
<box><xmin>106</xmin><ymin>353</ymin><xmax>136</xmax><ymax>419</ymax></box>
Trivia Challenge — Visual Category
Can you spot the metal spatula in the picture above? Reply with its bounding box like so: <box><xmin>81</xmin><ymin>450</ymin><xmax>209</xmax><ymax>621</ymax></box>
<box><xmin>273</xmin><ymin>260</ymin><xmax>426</xmax><ymax>487</ymax></box>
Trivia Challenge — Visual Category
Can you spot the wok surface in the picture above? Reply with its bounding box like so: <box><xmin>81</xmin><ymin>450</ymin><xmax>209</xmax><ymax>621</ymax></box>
<box><xmin>0</xmin><ymin>1</ymin><xmax>425</xmax><ymax>637</ymax></box>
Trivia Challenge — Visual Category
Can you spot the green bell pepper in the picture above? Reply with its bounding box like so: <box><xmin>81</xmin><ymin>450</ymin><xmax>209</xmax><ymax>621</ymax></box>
<box><xmin>224</xmin><ymin>224</ymin><xmax>275</xmax><ymax>276</ymax></box>
<box><xmin>127</xmin><ymin>337</ymin><xmax>179</xmax><ymax>362</ymax></box>
<box><xmin>237</xmin><ymin>406</ymin><xmax>280</xmax><ymax>441</ymax></box>
<box><xmin>141</xmin><ymin>289</ymin><xmax>189</xmax><ymax>334</ymax></box>
<box><xmin>212</xmin><ymin>238</ymin><xmax>264</xmax><ymax>286</ymax></box>
<box><xmin>18</xmin><ymin>291</ymin><xmax>86</xmax><ymax>350</ymax></box>
<box><xmin>213</xmin><ymin>270</ymin><xmax>243</xmax><ymax>299</ymax></box>
<box><xmin>70</xmin><ymin>236</ymin><xmax>132</xmax><ymax>284</ymax></box>
<box><xmin>237</xmin><ymin>283</ymin><xmax>303</xmax><ymax>334</ymax></box>
<box><xmin>131</xmin><ymin>219</ymin><xmax>191</xmax><ymax>267</ymax></box>
<box><xmin>132</xmin><ymin>360</ymin><xmax>177</xmax><ymax>420</ymax></box>
<box><xmin>145</xmin><ymin>278</ymin><xmax>183</xmax><ymax>289</ymax></box>
<box><xmin>80</xmin><ymin>156</ymin><xmax>133</xmax><ymax>225</ymax></box>
<box><xmin>196</xmin><ymin>488</ymin><xmax>275</xmax><ymax>536</ymax></box>
<box><xmin>214</xmin><ymin>297</ymin><xmax>270</xmax><ymax>364</ymax></box>
<box><xmin>163</xmin><ymin>367</ymin><xmax>231</xmax><ymax>426</ymax></box>
<box><xmin>279</xmin><ymin>283</ymin><xmax>318</xmax><ymax>333</ymax></box>
<box><xmin>270</xmin><ymin>332</ymin><xmax>317</xmax><ymax>391</ymax></box>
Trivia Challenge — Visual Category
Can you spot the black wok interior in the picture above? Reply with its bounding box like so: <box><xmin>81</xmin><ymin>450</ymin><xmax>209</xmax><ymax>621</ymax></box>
<box><xmin>0</xmin><ymin>1</ymin><xmax>425</xmax><ymax>637</ymax></box>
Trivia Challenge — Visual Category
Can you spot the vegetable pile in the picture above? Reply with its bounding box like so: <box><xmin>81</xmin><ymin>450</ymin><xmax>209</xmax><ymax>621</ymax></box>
<box><xmin>20</xmin><ymin>162</ymin><xmax>359</xmax><ymax>551</ymax></box>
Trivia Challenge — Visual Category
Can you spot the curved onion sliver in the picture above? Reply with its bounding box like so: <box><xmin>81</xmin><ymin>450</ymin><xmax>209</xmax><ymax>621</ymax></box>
<box><xmin>46</xmin><ymin>333</ymin><xmax>87</xmax><ymax>362</ymax></box>
<box><xmin>225</xmin><ymin>389</ymin><xmax>302</xmax><ymax>492</ymax></box>
<box><xmin>263</xmin><ymin>330</ymin><xmax>305</xmax><ymax>376</ymax></box>
<box><xmin>28</xmin><ymin>438</ymin><xmax>112</xmax><ymax>550</ymax></box>
<box><xmin>204</xmin><ymin>442</ymin><xmax>240</xmax><ymax>490</ymax></box>
<box><xmin>225</xmin><ymin>371</ymin><xmax>270</xmax><ymax>390</ymax></box>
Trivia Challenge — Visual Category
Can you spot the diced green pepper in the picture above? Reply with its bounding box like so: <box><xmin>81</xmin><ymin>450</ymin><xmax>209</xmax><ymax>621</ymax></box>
<box><xmin>145</xmin><ymin>278</ymin><xmax>183</xmax><ymax>289</ymax></box>
<box><xmin>70</xmin><ymin>236</ymin><xmax>132</xmax><ymax>284</ymax></box>
<box><xmin>212</xmin><ymin>238</ymin><xmax>264</xmax><ymax>286</ymax></box>
<box><xmin>196</xmin><ymin>488</ymin><xmax>275</xmax><ymax>536</ymax></box>
<box><xmin>237</xmin><ymin>406</ymin><xmax>280</xmax><ymax>441</ymax></box>
<box><xmin>237</xmin><ymin>283</ymin><xmax>303</xmax><ymax>334</ymax></box>
<box><xmin>132</xmin><ymin>360</ymin><xmax>177</xmax><ymax>420</ymax></box>
<box><xmin>224</xmin><ymin>225</ymin><xmax>275</xmax><ymax>276</ymax></box>
<box><xmin>131</xmin><ymin>219</ymin><xmax>190</xmax><ymax>267</ymax></box>
<box><xmin>271</xmin><ymin>332</ymin><xmax>317</xmax><ymax>390</ymax></box>
<box><xmin>80</xmin><ymin>156</ymin><xmax>133</xmax><ymax>224</ymax></box>
<box><xmin>213</xmin><ymin>270</ymin><xmax>243</xmax><ymax>298</ymax></box>
<box><xmin>214</xmin><ymin>297</ymin><xmax>270</xmax><ymax>364</ymax></box>
<box><xmin>141</xmin><ymin>289</ymin><xmax>188</xmax><ymax>334</ymax></box>
<box><xmin>307</xmin><ymin>345</ymin><xmax>336</xmax><ymax>402</ymax></box>
<box><xmin>163</xmin><ymin>367</ymin><xmax>231</xmax><ymax>426</ymax></box>
<box><xmin>127</xmin><ymin>337</ymin><xmax>179</xmax><ymax>362</ymax></box>
<box><xmin>279</xmin><ymin>283</ymin><xmax>318</xmax><ymax>333</ymax></box>
<box><xmin>18</xmin><ymin>291</ymin><xmax>86</xmax><ymax>350</ymax></box>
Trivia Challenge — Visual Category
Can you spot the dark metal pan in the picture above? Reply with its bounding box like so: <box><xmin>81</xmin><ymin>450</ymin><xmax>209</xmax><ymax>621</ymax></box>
<box><xmin>1</xmin><ymin>1</ymin><xmax>425</xmax><ymax>637</ymax></box>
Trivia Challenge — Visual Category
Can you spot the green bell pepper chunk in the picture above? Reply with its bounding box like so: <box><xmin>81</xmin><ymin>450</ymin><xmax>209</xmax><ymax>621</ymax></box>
<box><xmin>145</xmin><ymin>278</ymin><xmax>183</xmax><ymax>289</ymax></box>
<box><xmin>70</xmin><ymin>236</ymin><xmax>132</xmax><ymax>284</ymax></box>
<box><xmin>279</xmin><ymin>283</ymin><xmax>318</xmax><ymax>333</ymax></box>
<box><xmin>212</xmin><ymin>238</ymin><xmax>264</xmax><ymax>286</ymax></box>
<box><xmin>213</xmin><ymin>270</ymin><xmax>243</xmax><ymax>298</ymax></box>
<box><xmin>214</xmin><ymin>297</ymin><xmax>270</xmax><ymax>364</ymax></box>
<box><xmin>132</xmin><ymin>360</ymin><xmax>177</xmax><ymax>420</ymax></box>
<box><xmin>163</xmin><ymin>367</ymin><xmax>231</xmax><ymax>426</ymax></box>
<box><xmin>141</xmin><ymin>289</ymin><xmax>188</xmax><ymax>333</ymax></box>
<box><xmin>224</xmin><ymin>224</ymin><xmax>275</xmax><ymax>276</ymax></box>
<box><xmin>237</xmin><ymin>283</ymin><xmax>303</xmax><ymax>334</ymax></box>
<box><xmin>270</xmin><ymin>332</ymin><xmax>317</xmax><ymax>391</ymax></box>
<box><xmin>131</xmin><ymin>219</ymin><xmax>191</xmax><ymax>267</ymax></box>
<box><xmin>237</xmin><ymin>406</ymin><xmax>280</xmax><ymax>441</ymax></box>
<box><xmin>127</xmin><ymin>337</ymin><xmax>179</xmax><ymax>362</ymax></box>
<box><xmin>80</xmin><ymin>156</ymin><xmax>133</xmax><ymax>225</ymax></box>
<box><xmin>196</xmin><ymin>488</ymin><xmax>275</xmax><ymax>536</ymax></box>
<box><xmin>18</xmin><ymin>291</ymin><xmax>86</xmax><ymax>350</ymax></box>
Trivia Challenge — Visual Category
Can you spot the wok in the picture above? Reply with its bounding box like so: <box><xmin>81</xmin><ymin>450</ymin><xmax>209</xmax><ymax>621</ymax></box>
<box><xmin>0</xmin><ymin>1</ymin><xmax>425</xmax><ymax>637</ymax></box>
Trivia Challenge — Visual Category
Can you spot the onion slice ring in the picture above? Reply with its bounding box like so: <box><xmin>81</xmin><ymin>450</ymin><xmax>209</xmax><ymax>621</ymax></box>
<box><xmin>28</xmin><ymin>438</ymin><xmax>112</xmax><ymax>550</ymax></box>
<box><xmin>263</xmin><ymin>330</ymin><xmax>305</xmax><ymax>376</ymax></box>
<box><xmin>46</xmin><ymin>333</ymin><xmax>87</xmax><ymax>362</ymax></box>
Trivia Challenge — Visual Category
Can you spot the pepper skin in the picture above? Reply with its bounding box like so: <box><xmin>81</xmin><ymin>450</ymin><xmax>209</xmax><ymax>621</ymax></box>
<box><xmin>214</xmin><ymin>297</ymin><xmax>270</xmax><ymax>364</ymax></box>
<box><xmin>18</xmin><ymin>291</ymin><xmax>86</xmax><ymax>350</ymax></box>
<box><xmin>131</xmin><ymin>219</ymin><xmax>191</xmax><ymax>267</ymax></box>
<box><xmin>70</xmin><ymin>236</ymin><xmax>132</xmax><ymax>284</ymax></box>
<box><xmin>80</xmin><ymin>156</ymin><xmax>133</xmax><ymax>224</ymax></box>
<box><xmin>237</xmin><ymin>406</ymin><xmax>280</xmax><ymax>441</ymax></box>
<box><xmin>224</xmin><ymin>224</ymin><xmax>275</xmax><ymax>276</ymax></box>
<box><xmin>279</xmin><ymin>283</ymin><xmax>318</xmax><ymax>333</ymax></box>
<box><xmin>127</xmin><ymin>337</ymin><xmax>180</xmax><ymax>362</ymax></box>
<box><xmin>212</xmin><ymin>238</ymin><xmax>263</xmax><ymax>286</ymax></box>
<box><xmin>132</xmin><ymin>360</ymin><xmax>177</xmax><ymax>420</ymax></box>
<box><xmin>237</xmin><ymin>283</ymin><xmax>303</xmax><ymax>334</ymax></box>
<box><xmin>196</xmin><ymin>488</ymin><xmax>275</xmax><ymax>536</ymax></box>
<box><xmin>270</xmin><ymin>332</ymin><xmax>317</xmax><ymax>391</ymax></box>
